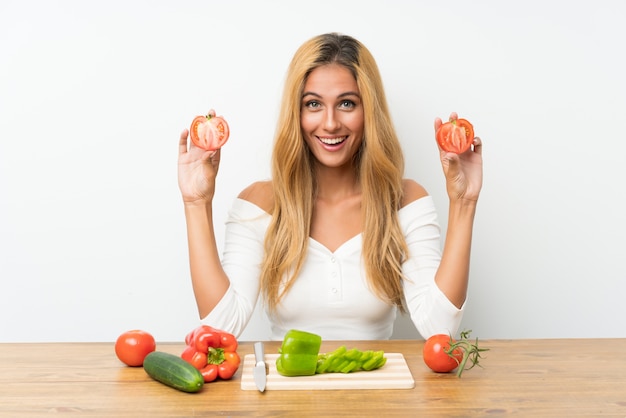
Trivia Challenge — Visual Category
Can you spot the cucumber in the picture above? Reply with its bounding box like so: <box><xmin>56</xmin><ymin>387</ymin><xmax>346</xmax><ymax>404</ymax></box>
<box><xmin>143</xmin><ymin>351</ymin><xmax>204</xmax><ymax>393</ymax></box>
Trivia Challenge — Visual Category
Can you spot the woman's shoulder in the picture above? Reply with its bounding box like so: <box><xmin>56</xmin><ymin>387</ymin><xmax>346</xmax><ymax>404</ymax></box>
<box><xmin>237</xmin><ymin>179</ymin><xmax>424</xmax><ymax>212</ymax></box>
<box><xmin>401</xmin><ymin>179</ymin><xmax>428</xmax><ymax>208</ymax></box>
<box><xmin>238</xmin><ymin>180</ymin><xmax>274</xmax><ymax>214</ymax></box>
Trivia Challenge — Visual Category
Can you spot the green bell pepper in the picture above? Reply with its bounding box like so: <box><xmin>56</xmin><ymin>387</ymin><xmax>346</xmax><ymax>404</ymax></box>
<box><xmin>275</xmin><ymin>329</ymin><xmax>387</xmax><ymax>377</ymax></box>
<box><xmin>276</xmin><ymin>329</ymin><xmax>322</xmax><ymax>376</ymax></box>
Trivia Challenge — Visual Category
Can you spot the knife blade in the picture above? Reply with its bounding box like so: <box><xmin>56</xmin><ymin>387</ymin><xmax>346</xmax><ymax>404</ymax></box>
<box><xmin>253</xmin><ymin>342</ymin><xmax>267</xmax><ymax>392</ymax></box>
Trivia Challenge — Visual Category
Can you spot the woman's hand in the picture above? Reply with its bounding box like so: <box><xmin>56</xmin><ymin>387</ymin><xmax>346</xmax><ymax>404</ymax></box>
<box><xmin>434</xmin><ymin>112</ymin><xmax>483</xmax><ymax>202</ymax></box>
<box><xmin>178</xmin><ymin>129</ymin><xmax>221</xmax><ymax>204</ymax></box>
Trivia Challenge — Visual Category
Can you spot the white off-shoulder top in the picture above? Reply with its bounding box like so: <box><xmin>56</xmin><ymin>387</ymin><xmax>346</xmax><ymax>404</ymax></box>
<box><xmin>201</xmin><ymin>196</ymin><xmax>464</xmax><ymax>341</ymax></box>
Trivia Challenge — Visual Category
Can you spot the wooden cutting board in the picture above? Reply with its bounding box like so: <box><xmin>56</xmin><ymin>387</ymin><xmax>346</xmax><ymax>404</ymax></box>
<box><xmin>240</xmin><ymin>353</ymin><xmax>414</xmax><ymax>390</ymax></box>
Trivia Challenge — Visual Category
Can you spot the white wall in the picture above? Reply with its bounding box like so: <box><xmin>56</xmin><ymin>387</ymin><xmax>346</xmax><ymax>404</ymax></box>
<box><xmin>1</xmin><ymin>0</ymin><xmax>625</xmax><ymax>343</ymax></box>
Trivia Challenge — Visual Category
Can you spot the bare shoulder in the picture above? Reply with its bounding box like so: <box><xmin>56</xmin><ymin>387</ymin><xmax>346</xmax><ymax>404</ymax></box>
<box><xmin>238</xmin><ymin>180</ymin><xmax>274</xmax><ymax>213</ymax></box>
<box><xmin>401</xmin><ymin>179</ymin><xmax>429</xmax><ymax>208</ymax></box>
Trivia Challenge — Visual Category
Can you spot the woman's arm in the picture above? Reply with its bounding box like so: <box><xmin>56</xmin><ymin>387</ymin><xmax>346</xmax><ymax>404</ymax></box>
<box><xmin>179</xmin><ymin>124</ymin><xmax>269</xmax><ymax>334</ymax></box>
<box><xmin>177</xmin><ymin>129</ymin><xmax>230</xmax><ymax>317</ymax></box>
<box><xmin>434</xmin><ymin>199</ymin><xmax>477</xmax><ymax>308</ymax></box>
<box><xmin>433</xmin><ymin>113</ymin><xmax>483</xmax><ymax>308</ymax></box>
<box><xmin>184</xmin><ymin>202</ymin><xmax>230</xmax><ymax>318</ymax></box>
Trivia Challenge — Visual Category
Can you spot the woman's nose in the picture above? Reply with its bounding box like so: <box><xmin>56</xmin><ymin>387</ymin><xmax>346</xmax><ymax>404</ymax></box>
<box><xmin>323</xmin><ymin>109</ymin><xmax>340</xmax><ymax>131</ymax></box>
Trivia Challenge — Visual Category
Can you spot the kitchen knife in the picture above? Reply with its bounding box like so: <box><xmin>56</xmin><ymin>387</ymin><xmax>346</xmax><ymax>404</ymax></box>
<box><xmin>253</xmin><ymin>342</ymin><xmax>267</xmax><ymax>392</ymax></box>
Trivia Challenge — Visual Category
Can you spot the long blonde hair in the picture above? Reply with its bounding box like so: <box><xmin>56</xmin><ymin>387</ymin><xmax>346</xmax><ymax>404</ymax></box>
<box><xmin>260</xmin><ymin>33</ymin><xmax>408</xmax><ymax>312</ymax></box>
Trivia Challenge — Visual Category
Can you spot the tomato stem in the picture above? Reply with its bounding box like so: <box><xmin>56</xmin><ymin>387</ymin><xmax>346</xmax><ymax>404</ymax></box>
<box><xmin>445</xmin><ymin>330</ymin><xmax>489</xmax><ymax>378</ymax></box>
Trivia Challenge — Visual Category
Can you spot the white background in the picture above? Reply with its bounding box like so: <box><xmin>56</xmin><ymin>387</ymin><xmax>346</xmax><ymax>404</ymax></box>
<box><xmin>1</xmin><ymin>0</ymin><xmax>625</xmax><ymax>342</ymax></box>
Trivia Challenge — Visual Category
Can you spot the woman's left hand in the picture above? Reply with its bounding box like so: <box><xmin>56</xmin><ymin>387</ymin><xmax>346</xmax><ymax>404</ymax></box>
<box><xmin>434</xmin><ymin>112</ymin><xmax>483</xmax><ymax>202</ymax></box>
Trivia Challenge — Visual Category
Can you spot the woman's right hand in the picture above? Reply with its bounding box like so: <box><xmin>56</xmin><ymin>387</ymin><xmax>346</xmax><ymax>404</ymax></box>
<box><xmin>177</xmin><ymin>129</ymin><xmax>221</xmax><ymax>204</ymax></box>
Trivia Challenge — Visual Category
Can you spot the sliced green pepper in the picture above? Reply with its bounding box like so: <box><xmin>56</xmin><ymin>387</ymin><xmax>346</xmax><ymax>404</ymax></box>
<box><xmin>275</xmin><ymin>329</ymin><xmax>387</xmax><ymax>377</ymax></box>
<box><xmin>316</xmin><ymin>346</ymin><xmax>387</xmax><ymax>373</ymax></box>
<box><xmin>275</xmin><ymin>329</ymin><xmax>322</xmax><ymax>376</ymax></box>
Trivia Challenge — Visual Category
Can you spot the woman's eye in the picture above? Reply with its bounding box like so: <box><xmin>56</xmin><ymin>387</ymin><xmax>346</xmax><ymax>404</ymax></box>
<box><xmin>305</xmin><ymin>100</ymin><xmax>320</xmax><ymax>109</ymax></box>
<box><xmin>339</xmin><ymin>100</ymin><xmax>355</xmax><ymax>109</ymax></box>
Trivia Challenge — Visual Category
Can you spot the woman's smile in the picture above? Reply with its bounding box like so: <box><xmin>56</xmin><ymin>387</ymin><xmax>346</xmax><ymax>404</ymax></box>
<box><xmin>317</xmin><ymin>135</ymin><xmax>348</xmax><ymax>148</ymax></box>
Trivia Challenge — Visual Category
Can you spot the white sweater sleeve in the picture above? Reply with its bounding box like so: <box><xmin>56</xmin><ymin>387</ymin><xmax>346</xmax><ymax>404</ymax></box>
<box><xmin>199</xmin><ymin>199</ymin><xmax>269</xmax><ymax>338</ymax></box>
<box><xmin>400</xmin><ymin>197</ymin><xmax>464</xmax><ymax>339</ymax></box>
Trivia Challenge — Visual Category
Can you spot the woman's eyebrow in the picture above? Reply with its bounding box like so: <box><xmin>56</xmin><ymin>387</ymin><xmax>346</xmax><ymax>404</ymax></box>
<box><xmin>301</xmin><ymin>91</ymin><xmax>360</xmax><ymax>98</ymax></box>
<box><xmin>302</xmin><ymin>91</ymin><xmax>321</xmax><ymax>99</ymax></box>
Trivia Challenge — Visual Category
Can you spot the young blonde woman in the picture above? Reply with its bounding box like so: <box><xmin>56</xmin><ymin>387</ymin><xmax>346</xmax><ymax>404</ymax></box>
<box><xmin>177</xmin><ymin>33</ymin><xmax>483</xmax><ymax>340</ymax></box>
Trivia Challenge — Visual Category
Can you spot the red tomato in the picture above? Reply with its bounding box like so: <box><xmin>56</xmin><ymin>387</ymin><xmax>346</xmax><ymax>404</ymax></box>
<box><xmin>189</xmin><ymin>109</ymin><xmax>230</xmax><ymax>151</ymax></box>
<box><xmin>423</xmin><ymin>334</ymin><xmax>464</xmax><ymax>373</ymax></box>
<box><xmin>115</xmin><ymin>330</ymin><xmax>156</xmax><ymax>367</ymax></box>
<box><xmin>436</xmin><ymin>117</ymin><xmax>474</xmax><ymax>154</ymax></box>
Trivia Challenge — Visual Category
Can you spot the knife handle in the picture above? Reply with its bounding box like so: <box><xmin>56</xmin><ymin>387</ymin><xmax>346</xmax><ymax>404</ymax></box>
<box><xmin>254</xmin><ymin>342</ymin><xmax>265</xmax><ymax>365</ymax></box>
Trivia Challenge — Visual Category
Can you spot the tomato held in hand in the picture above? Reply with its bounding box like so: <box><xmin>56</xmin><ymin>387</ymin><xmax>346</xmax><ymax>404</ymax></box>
<box><xmin>436</xmin><ymin>116</ymin><xmax>474</xmax><ymax>154</ymax></box>
<box><xmin>423</xmin><ymin>334</ymin><xmax>463</xmax><ymax>373</ymax></box>
<box><xmin>189</xmin><ymin>109</ymin><xmax>230</xmax><ymax>151</ymax></box>
<box><xmin>115</xmin><ymin>330</ymin><xmax>156</xmax><ymax>367</ymax></box>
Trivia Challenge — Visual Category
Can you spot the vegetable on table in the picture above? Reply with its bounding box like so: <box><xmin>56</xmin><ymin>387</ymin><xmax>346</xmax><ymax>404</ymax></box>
<box><xmin>275</xmin><ymin>329</ymin><xmax>387</xmax><ymax>377</ymax></box>
<box><xmin>423</xmin><ymin>330</ymin><xmax>489</xmax><ymax>377</ymax></box>
<box><xmin>181</xmin><ymin>325</ymin><xmax>241</xmax><ymax>382</ymax></box>
<box><xmin>436</xmin><ymin>115</ymin><xmax>474</xmax><ymax>154</ymax></box>
<box><xmin>316</xmin><ymin>346</ymin><xmax>387</xmax><ymax>374</ymax></box>
<box><xmin>114</xmin><ymin>329</ymin><xmax>156</xmax><ymax>367</ymax></box>
<box><xmin>276</xmin><ymin>329</ymin><xmax>322</xmax><ymax>376</ymax></box>
<box><xmin>143</xmin><ymin>351</ymin><xmax>204</xmax><ymax>393</ymax></box>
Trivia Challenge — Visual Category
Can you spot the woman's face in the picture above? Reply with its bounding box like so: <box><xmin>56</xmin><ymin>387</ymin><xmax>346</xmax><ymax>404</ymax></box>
<box><xmin>300</xmin><ymin>64</ymin><xmax>364</xmax><ymax>170</ymax></box>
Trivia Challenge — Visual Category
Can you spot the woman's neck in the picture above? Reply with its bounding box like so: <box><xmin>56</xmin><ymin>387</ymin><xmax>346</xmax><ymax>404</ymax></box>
<box><xmin>314</xmin><ymin>164</ymin><xmax>361</xmax><ymax>203</ymax></box>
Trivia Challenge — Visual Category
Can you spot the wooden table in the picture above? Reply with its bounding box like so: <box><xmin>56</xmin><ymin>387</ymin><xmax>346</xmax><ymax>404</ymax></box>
<box><xmin>1</xmin><ymin>339</ymin><xmax>625</xmax><ymax>417</ymax></box>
